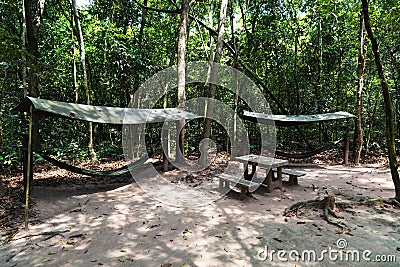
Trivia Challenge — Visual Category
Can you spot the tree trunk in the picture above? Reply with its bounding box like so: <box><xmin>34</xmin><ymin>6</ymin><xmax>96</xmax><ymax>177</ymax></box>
<box><xmin>21</xmin><ymin>1</ymin><xmax>28</xmax><ymax>97</ymax></box>
<box><xmin>139</xmin><ymin>0</ymin><xmax>147</xmax><ymax>47</ymax></box>
<box><xmin>175</xmin><ymin>0</ymin><xmax>190</xmax><ymax>163</ymax></box>
<box><xmin>294</xmin><ymin>33</ymin><xmax>300</xmax><ymax>115</ymax></box>
<box><xmin>354</xmin><ymin>10</ymin><xmax>367</xmax><ymax>165</ymax></box>
<box><xmin>201</xmin><ymin>0</ymin><xmax>228</xmax><ymax>165</ymax></box>
<box><xmin>162</xmin><ymin>30</ymin><xmax>179</xmax><ymax>171</ymax></box>
<box><xmin>362</xmin><ymin>0</ymin><xmax>400</xmax><ymax>200</ymax></box>
<box><xmin>230</xmin><ymin>0</ymin><xmax>239</xmax><ymax>157</ymax></box>
<box><xmin>72</xmin><ymin>0</ymin><xmax>96</xmax><ymax>160</ymax></box>
<box><xmin>24</xmin><ymin>0</ymin><xmax>45</xmax><ymax>150</ymax></box>
<box><xmin>387</xmin><ymin>48</ymin><xmax>400</xmax><ymax>141</ymax></box>
<box><xmin>316</xmin><ymin>19</ymin><xmax>323</xmax><ymax>144</ymax></box>
<box><xmin>71</xmin><ymin>7</ymin><xmax>78</xmax><ymax>103</ymax></box>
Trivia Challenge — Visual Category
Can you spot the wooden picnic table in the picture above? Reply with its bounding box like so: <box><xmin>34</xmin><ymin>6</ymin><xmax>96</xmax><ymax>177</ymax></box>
<box><xmin>235</xmin><ymin>154</ymin><xmax>289</xmax><ymax>193</ymax></box>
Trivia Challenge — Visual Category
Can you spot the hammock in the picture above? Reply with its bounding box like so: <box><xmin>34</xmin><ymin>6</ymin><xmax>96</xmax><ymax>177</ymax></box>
<box><xmin>274</xmin><ymin>138</ymin><xmax>343</xmax><ymax>159</ymax></box>
<box><xmin>243</xmin><ymin>110</ymin><xmax>355</xmax><ymax>127</ymax></box>
<box><xmin>38</xmin><ymin>153</ymin><xmax>148</xmax><ymax>177</ymax></box>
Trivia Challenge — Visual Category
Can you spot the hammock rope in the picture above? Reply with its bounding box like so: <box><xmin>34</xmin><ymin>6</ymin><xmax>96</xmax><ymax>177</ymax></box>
<box><xmin>274</xmin><ymin>138</ymin><xmax>343</xmax><ymax>159</ymax></box>
<box><xmin>38</xmin><ymin>152</ymin><xmax>148</xmax><ymax>177</ymax></box>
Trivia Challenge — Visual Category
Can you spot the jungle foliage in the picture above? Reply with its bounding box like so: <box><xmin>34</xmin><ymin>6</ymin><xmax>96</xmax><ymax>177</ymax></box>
<box><xmin>0</xmin><ymin>0</ymin><xmax>399</xmax><ymax>171</ymax></box>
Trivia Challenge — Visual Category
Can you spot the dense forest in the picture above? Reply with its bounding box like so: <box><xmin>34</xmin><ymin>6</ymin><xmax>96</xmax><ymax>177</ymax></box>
<box><xmin>0</xmin><ymin>0</ymin><xmax>399</xmax><ymax>173</ymax></box>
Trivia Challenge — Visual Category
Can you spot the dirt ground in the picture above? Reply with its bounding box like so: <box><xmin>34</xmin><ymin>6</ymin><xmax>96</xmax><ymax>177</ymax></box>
<box><xmin>0</xmin><ymin>154</ymin><xmax>399</xmax><ymax>266</ymax></box>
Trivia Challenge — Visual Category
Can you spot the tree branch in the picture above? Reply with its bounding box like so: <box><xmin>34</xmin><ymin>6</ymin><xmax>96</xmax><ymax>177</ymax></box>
<box><xmin>168</xmin><ymin>0</ymin><xmax>179</xmax><ymax>8</ymax></box>
<box><xmin>55</xmin><ymin>0</ymin><xmax>79</xmax><ymax>38</ymax></box>
<box><xmin>133</xmin><ymin>0</ymin><xmax>180</xmax><ymax>14</ymax></box>
<box><xmin>189</xmin><ymin>14</ymin><xmax>288</xmax><ymax>114</ymax></box>
<box><xmin>191</xmin><ymin>13</ymin><xmax>317</xmax><ymax>149</ymax></box>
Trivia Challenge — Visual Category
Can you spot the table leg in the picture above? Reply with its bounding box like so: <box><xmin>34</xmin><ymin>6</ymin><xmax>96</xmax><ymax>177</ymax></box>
<box><xmin>265</xmin><ymin>167</ymin><xmax>283</xmax><ymax>193</ymax></box>
<box><xmin>251</xmin><ymin>164</ymin><xmax>256</xmax><ymax>179</ymax></box>
<box><xmin>276</xmin><ymin>166</ymin><xmax>283</xmax><ymax>189</ymax></box>
<box><xmin>244</xmin><ymin>163</ymin><xmax>256</xmax><ymax>180</ymax></box>
<box><xmin>240</xmin><ymin>185</ymin><xmax>247</xmax><ymax>200</ymax></box>
<box><xmin>244</xmin><ymin>163</ymin><xmax>249</xmax><ymax>179</ymax></box>
<box><xmin>289</xmin><ymin>175</ymin><xmax>298</xmax><ymax>186</ymax></box>
<box><xmin>224</xmin><ymin>179</ymin><xmax>230</xmax><ymax>189</ymax></box>
<box><xmin>219</xmin><ymin>178</ymin><xmax>224</xmax><ymax>191</ymax></box>
<box><xmin>265</xmin><ymin>169</ymin><xmax>274</xmax><ymax>192</ymax></box>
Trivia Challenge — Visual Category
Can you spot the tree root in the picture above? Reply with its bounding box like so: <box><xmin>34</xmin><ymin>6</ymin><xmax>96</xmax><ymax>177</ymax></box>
<box><xmin>284</xmin><ymin>196</ymin><xmax>345</xmax><ymax>229</ymax></box>
<box><xmin>284</xmin><ymin>196</ymin><xmax>400</xmax><ymax>230</ymax></box>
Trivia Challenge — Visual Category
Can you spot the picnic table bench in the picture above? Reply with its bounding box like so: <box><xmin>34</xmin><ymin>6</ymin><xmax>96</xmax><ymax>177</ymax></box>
<box><xmin>235</xmin><ymin>154</ymin><xmax>289</xmax><ymax>193</ymax></box>
<box><xmin>216</xmin><ymin>155</ymin><xmax>306</xmax><ymax>199</ymax></box>
<box><xmin>216</xmin><ymin>154</ymin><xmax>289</xmax><ymax>199</ymax></box>
<box><xmin>271</xmin><ymin>168</ymin><xmax>305</xmax><ymax>185</ymax></box>
<box><xmin>216</xmin><ymin>173</ymin><xmax>259</xmax><ymax>199</ymax></box>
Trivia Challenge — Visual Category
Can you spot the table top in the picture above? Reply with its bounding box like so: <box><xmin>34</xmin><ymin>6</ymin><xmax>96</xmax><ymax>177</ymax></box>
<box><xmin>235</xmin><ymin>154</ymin><xmax>288</xmax><ymax>168</ymax></box>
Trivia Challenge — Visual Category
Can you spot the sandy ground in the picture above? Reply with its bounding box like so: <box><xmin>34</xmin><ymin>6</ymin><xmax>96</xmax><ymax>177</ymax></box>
<box><xmin>1</xmin><ymin>161</ymin><xmax>399</xmax><ymax>267</ymax></box>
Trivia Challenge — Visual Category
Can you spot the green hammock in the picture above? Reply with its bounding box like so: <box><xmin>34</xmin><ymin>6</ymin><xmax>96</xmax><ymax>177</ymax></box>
<box><xmin>38</xmin><ymin>153</ymin><xmax>148</xmax><ymax>177</ymax></box>
<box><xmin>274</xmin><ymin>138</ymin><xmax>343</xmax><ymax>159</ymax></box>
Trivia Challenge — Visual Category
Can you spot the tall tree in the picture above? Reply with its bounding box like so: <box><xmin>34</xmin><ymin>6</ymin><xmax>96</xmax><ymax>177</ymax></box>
<box><xmin>138</xmin><ymin>0</ymin><xmax>147</xmax><ymax>47</ymax></box>
<box><xmin>354</xmin><ymin>9</ymin><xmax>366</xmax><ymax>165</ymax></box>
<box><xmin>229</xmin><ymin>0</ymin><xmax>240</xmax><ymax>155</ymax></box>
<box><xmin>201</xmin><ymin>0</ymin><xmax>228</xmax><ymax>165</ymax></box>
<box><xmin>21</xmin><ymin>1</ymin><xmax>28</xmax><ymax>97</ymax></box>
<box><xmin>71</xmin><ymin>7</ymin><xmax>78</xmax><ymax>103</ymax></box>
<box><xmin>71</xmin><ymin>0</ymin><xmax>97</xmax><ymax>160</ymax></box>
<box><xmin>24</xmin><ymin>0</ymin><xmax>46</xmax><ymax>149</ymax></box>
<box><xmin>175</xmin><ymin>0</ymin><xmax>190</xmax><ymax>163</ymax></box>
<box><xmin>362</xmin><ymin>0</ymin><xmax>400</xmax><ymax>201</ymax></box>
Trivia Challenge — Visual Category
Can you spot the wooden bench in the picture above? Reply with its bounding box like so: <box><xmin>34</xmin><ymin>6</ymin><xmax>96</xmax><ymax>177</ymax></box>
<box><xmin>217</xmin><ymin>173</ymin><xmax>259</xmax><ymax>199</ymax></box>
<box><xmin>272</xmin><ymin>168</ymin><xmax>305</xmax><ymax>185</ymax></box>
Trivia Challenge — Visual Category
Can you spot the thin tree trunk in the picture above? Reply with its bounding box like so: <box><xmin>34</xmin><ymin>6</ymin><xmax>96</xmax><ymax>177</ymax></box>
<box><xmin>72</xmin><ymin>0</ymin><xmax>96</xmax><ymax>160</ymax></box>
<box><xmin>201</xmin><ymin>0</ymin><xmax>228</xmax><ymax>165</ymax></box>
<box><xmin>175</xmin><ymin>0</ymin><xmax>190</xmax><ymax>163</ymax></box>
<box><xmin>162</xmin><ymin>31</ymin><xmax>179</xmax><ymax>171</ymax></box>
<box><xmin>129</xmin><ymin>0</ymin><xmax>149</xmax><ymax>158</ymax></box>
<box><xmin>230</xmin><ymin>0</ymin><xmax>239</xmax><ymax>157</ymax></box>
<box><xmin>24</xmin><ymin>0</ymin><xmax>45</xmax><ymax>98</ymax></box>
<box><xmin>23</xmin><ymin>0</ymin><xmax>45</xmax><ymax>202</ymax></box>
<box><xmin>21</xmin><ymin>2</ymin><xmax>28</xmax><ymax>97</ymax></box>
<box><xmin>138</xmin><ymin>0</ymin><xmax>147</xmax><ymax>46</ymax></box>
<box><xmin>294</xmin><ymin>33</ymin><xmax>300</xmax><ymax>115</ymax></box>
<box><xmin>355</xmin><ymin>10</ymin><xmax>366</xmax><ymax>165</ymax></box>
<box><xmin>387</xmin><ymin>48</ymin><xmax>400</xmax><ymax>140</ymax></box>
<box><xmin>24</xmin><ymin>0</ymin><xmax>45</xmax><ymax>150</ymax></box>
<box><xmin>316</xmin><ymin>19</ymin><xmax>323</xmax><ymax>144</ymax></box>
<box><xmin>71</xmin><ymin>8</ymin><xmax>78</xmax><ymax>103</ymax></box>
<box><xmin>362</xmin><ymin>0</ymin><xmax>400</xmax><ymax>200</ymax></box>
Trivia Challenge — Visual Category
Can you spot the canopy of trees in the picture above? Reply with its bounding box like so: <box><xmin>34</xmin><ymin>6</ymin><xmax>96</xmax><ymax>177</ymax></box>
<box><xmin>0</xmin><ymin>0</ymin><xmax>399</xmax><ymax>176</ymax></box>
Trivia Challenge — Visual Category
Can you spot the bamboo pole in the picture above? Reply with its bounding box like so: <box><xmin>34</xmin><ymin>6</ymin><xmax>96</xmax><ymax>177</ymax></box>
<box><xmin>24</xmin><ymin>105</ymin><xmax>33</xmax><ymax>230</ymax></box>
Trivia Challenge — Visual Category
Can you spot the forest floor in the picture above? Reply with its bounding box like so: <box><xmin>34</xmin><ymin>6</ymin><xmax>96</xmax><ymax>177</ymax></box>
<box><xmin>0</xmin><ymin>151</ymin><xmax>399</xmax><ymax>266</ymax></box>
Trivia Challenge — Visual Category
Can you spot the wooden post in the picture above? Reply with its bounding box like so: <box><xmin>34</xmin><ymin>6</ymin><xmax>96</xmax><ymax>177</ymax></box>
<box><xmin>24</xmin><ymin>105</ymin><xmax>33</xmax><ymax>230</ymax></box>
<box><xmin>162</xmin><ymin>127</ymin><xmax>169</xmax><ymax>172</ymax></box>
<box><xmin>22</xmin><ymin>134</ymin><xmax>33</xmax><ymax>198</ymax></box>
<box><xmin>343</xmin><ymin>134</ymin><xmax>350</xmax><ymax>166</ymax></box>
